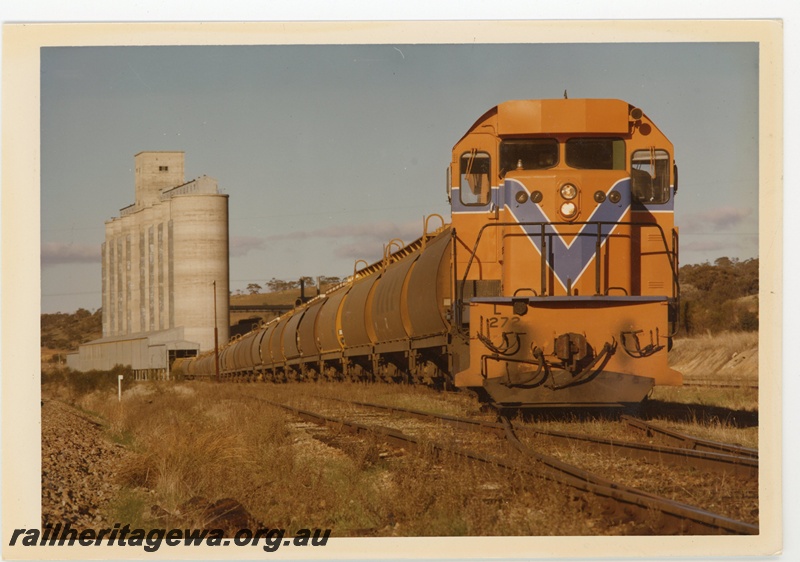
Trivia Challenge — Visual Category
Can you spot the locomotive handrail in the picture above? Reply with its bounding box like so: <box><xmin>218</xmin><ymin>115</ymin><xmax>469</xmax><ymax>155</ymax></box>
<box><xmin>455</xmin><ymin>220</ymin><xmax>680</xmax><ymax>330</ymax></box>
<box><xmin>672</xmin><ymin>227</ymin><xmax>681</xmax><ymax>335</ymax></box>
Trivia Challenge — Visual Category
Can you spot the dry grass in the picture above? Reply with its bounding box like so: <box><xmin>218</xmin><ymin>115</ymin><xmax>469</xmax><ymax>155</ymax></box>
<box><xmin>670</xmin><ymin>331</ymin><xmax>758</xmax><ymax>382</ymax></box>
<box><xmin>650</xmin><ymin>385</ymin><xmax>758</xmax><ymax>414</ymax></box>
<box><xmin>84</xmin><ymin>385</ymin><xmax>301</xmax><ymax>529</ymax></box>
<box><xmin>59</xmin><ymin>381</ymin><xmax>647</xmax><ymax>536</ymax></box>
<box><xmin>657</xmin><ymin>330</ymin><xmax>760</xmax><ymax>429</ymax></box>
<box><xmin>268</xmin><ymin>381</ymin><xmax>485</xmax><ymax>419</ymax></box>
<box><xmin>656</xmin><ymin>418</ymin><xmax>758</xmax><ymax>449</ymax></box>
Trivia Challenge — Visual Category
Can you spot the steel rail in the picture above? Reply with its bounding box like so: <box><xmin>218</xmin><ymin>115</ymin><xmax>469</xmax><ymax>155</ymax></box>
<box><xmin>681</xmin><ymin>381</ymin><xmax>758</xmax><ymax>390</ymax></box>
<box><xmin>519</xmin><ymin>425</ymin><xmax>758</xmax><ymax>480</ymax></box>
<box><xmin>498</xmin><ymin>416</ymin><xmax>758</xmax><ymax>535</ymax></box>
<box><xmin>257</xmin><ymin>396</ymin><xmax>757</xmax><ymax>535</ymax></box>
<box><xmin>621</xmin><ymin>415</ymin><xmax>759</xmax><ymax>459</ymax></box>
<box><xmin>319</xmin><ymin>396</ymin><xmax>758</xmax><ymax>479</ymax></box>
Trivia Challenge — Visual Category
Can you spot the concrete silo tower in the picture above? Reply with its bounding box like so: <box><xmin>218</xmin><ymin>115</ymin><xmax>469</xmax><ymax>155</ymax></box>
<box><xmin>170</xmin><ymin>185</ymin><xmax>230</xmax><ymax>351</ymax></box>
<box><xmin>71</xmin><ymin>152</ymin><xmax>229</xmax><ymax>378</ymax></box>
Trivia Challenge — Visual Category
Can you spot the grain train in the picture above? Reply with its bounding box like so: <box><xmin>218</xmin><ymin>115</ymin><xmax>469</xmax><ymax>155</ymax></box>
<box><xmin>174</xmin><ymin>98</ymin><xmax>682</xmax><ymax>407</ymax></box>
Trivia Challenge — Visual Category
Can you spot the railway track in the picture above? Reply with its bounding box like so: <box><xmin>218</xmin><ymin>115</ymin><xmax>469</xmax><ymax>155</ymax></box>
<box><xmin>621</xmin><ymin>415</ymin><xmax>759</xmax><ymax>459</ymax></box>
<box><xmin>253</xmin><ymin>394</ymin><xmax>758</xmax><ymax>535</ymax></box>
<box><xmin>681</xmin><ymin>381</ymin><xmax>758</xmax><ymax>389</ymax></box>
<box><xmin>317</xmin><ymin>396</ymin><xmax>758</xmax><ymax>479</ymax></box>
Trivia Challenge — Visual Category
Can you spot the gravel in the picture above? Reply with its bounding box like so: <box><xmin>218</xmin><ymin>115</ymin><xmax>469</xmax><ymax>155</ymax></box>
<box><xmin>41</xmin><ymin>399</ymin><xmax>131</xmax><ymax>529</ymax></box>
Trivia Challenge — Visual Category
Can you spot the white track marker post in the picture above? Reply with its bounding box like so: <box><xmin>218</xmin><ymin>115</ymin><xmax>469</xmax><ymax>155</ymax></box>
<box><xmin>118</xmin><ymin>375</ymin><xmax>123</xmax><ymax>402</ymax></box>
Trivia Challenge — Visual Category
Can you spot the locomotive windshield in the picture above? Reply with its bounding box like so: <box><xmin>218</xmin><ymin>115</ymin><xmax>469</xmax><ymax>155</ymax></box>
<box><xmin>565</xmin><ymin>138</ymin><xmax>626</xmax><ymax>170</ymax></box>
<box><xmin>631</xmin><ymin>149</ymin><xmax>671</xmax><ymax>204</ymax></box>
<box><xmin>499</xmin><ymin>139</ymin><xmax>558</xmax><ymax>177</ymax></box>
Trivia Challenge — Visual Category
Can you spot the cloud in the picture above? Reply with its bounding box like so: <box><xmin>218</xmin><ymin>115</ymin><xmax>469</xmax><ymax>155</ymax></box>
<box><xmin>230</xmin><ymin>236</ymin><xmax>266</xmax><ymax>257</ymax></box>
<box><xmin>684</xmin><ymin>206</ymin><xmax>752</xmax><ymax>232</ymax></box>
<box><xmin>332</xmin><ymin>241</ymin><xmax>385</xmax><ymax>262</ymax></box>
<box><xmin>229</xmin><ymin>221</ymin><xmax>428</xmax><ymax>266</ymax></box>
<box><xmin>680</xmin><ymin>240</ymin><xmax>732</xmax><ymax>253</ymax></box>
<box><xmin>264</xmin><ymin>220</ymin><xmax>426</xmax><ymax>261</ymax></box>
<box><xmin>680</xmin><ymin>233</ymin><xmax>759</xmax><ymax>263</ymax></box>
<box><xmin>41</xmin><ymin>242</ymin><xmax>100</xmax><ymax>266</ymax></box>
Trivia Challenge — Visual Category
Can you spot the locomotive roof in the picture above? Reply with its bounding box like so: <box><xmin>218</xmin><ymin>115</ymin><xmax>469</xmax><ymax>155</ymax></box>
<box><xmin>455</xmin><ymin>98</ymin><xmax>646</xmax><ymax>143</ymax></box>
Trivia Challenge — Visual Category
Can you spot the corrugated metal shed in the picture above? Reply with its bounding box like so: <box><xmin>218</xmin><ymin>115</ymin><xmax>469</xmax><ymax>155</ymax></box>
<box><xmin>66</xmin><ymin>327</ymin><xmax>199</xmax><ymax>376</ymax></box>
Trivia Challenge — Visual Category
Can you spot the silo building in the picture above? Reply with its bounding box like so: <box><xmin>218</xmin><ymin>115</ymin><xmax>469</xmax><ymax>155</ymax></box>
<box><xmin>67</xmin><ymin>152</ymin><xmax>229</xmax><ymax>378</ymax></box>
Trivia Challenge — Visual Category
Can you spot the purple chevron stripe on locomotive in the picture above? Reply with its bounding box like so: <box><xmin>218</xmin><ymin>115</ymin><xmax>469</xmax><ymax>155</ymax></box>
<box><xmin>503</xmin><ymin>178</ymin><xmax>632</xmax><ymax>291</ymax></box>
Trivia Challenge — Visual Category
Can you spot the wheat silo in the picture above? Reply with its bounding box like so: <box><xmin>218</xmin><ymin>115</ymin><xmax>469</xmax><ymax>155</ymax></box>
<box><xmin>170</xmin><ymin>187</ymin><xmax>230</xmax><ymax>351</ymax></box>
<box><xmin>69</xmin><ymin>152</ymin><xmax>229</xmax><ymax>378</ymax></box>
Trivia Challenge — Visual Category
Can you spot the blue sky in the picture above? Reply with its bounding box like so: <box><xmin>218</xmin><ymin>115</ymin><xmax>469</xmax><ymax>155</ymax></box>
<box><xmin>40</xmin><ymin>41</ymin><xmax>760</xmax><ymax>313</ymax></box>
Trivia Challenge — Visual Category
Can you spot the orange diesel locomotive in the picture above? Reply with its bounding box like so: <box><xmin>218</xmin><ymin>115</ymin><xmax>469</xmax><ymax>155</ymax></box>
<box><xmin>176</xmin><ymin>98</ymin><xmax>681</xmax><ymax>407</ymax></box>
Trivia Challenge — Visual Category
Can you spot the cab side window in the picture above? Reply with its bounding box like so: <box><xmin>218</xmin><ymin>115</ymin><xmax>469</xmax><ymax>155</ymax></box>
<box><xmin>631</xmin><ymin>149</ymin><xmax>671</xmax><ymax>204</ymax></box>
<box><xmin>460</xmin><ymin>150</ymin><xmax>492</xmax><ymax>206</ymax></box>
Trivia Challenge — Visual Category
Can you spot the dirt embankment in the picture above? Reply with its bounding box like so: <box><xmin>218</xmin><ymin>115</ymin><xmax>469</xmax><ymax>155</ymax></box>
<box><xmin>669</xmin><ymin>332</ymin><xmax>758</xmax><ymax>381</ymax></box>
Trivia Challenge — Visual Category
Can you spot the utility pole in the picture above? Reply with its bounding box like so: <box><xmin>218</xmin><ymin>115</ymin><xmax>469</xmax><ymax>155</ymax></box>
<box><xmin>213</xmin><ymin>280</ymin><xmax>220</xmax><ymax>383</ymax></box>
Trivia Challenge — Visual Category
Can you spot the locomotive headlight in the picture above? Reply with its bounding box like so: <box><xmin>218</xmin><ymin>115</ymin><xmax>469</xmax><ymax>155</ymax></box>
<box><xmin>530</xmin><ymin>190</ymin><xmax>543</xmax><ymax>204</ymax></box>
<box><xmin>560</xmin><ymin>201</ymin><xmax>578</xmax><ymax>219</ymax></box>
<box><xmin>560</xmin><ymin>183</ymin><xmax>578</xmax><ymax>200</ymax></box>
<box><xmin>515</xmin><ymin>190</ymin><xmax>529</xmax><ymax>204</ymax></box>
<box><xmin>594</xmin><ymin>190</ymin><xmax>607</xmax><ymax>203</ymax></box>
<box><xmin>609</xmin><ymin>191</ymin><xmax>622</xmax><ymax>204</ymax></box>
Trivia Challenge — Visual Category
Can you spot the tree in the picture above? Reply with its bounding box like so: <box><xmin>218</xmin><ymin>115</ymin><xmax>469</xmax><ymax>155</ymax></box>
<box><xmin>40</xmin><ymin>308</ymin><xmax>102</xmax><ymax>351</ymax></box>
<box><xmin>246</xmin><ymin>283</ymin><xmax>262</xmax><ymax>295</ymax></box>
<box><xmin>678</xmin><ymin>257</ymin><xmax>759</xmax><ymax>335</ymax></box>
<box><xmin>266</xmin><ymin>277</ymin><xmax>284</xmax><ymax>292</ymax></box>
<box><xmin>319</xmin><ymin>275</ymin><xmax>342</xmax><ymax>287</ymax></box>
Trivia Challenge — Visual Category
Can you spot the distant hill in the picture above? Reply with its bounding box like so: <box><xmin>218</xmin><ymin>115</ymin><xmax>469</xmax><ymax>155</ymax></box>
<box><xmin>678</xmin><ymin>257</ymin><xmax>758</xmax><ymax>335</ymax></box>
<box><xmin>41</xmin><ymin>308</ymin><xmax>103</xmax><ymax>365</ymax></box>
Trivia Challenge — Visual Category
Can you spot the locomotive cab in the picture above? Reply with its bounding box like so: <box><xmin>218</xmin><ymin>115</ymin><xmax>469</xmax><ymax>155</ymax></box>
<box><xmin>449</xmin><ymin>98</ymin><xmax>681</xmax><ymax>407</ymax></box>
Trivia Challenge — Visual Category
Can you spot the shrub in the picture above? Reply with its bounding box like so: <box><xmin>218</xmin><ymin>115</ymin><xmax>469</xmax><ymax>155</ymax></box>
<box><xmin>42</xmin><ymin>364</ymin><xmax>134</xmax><ymax>398</ymax></box>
